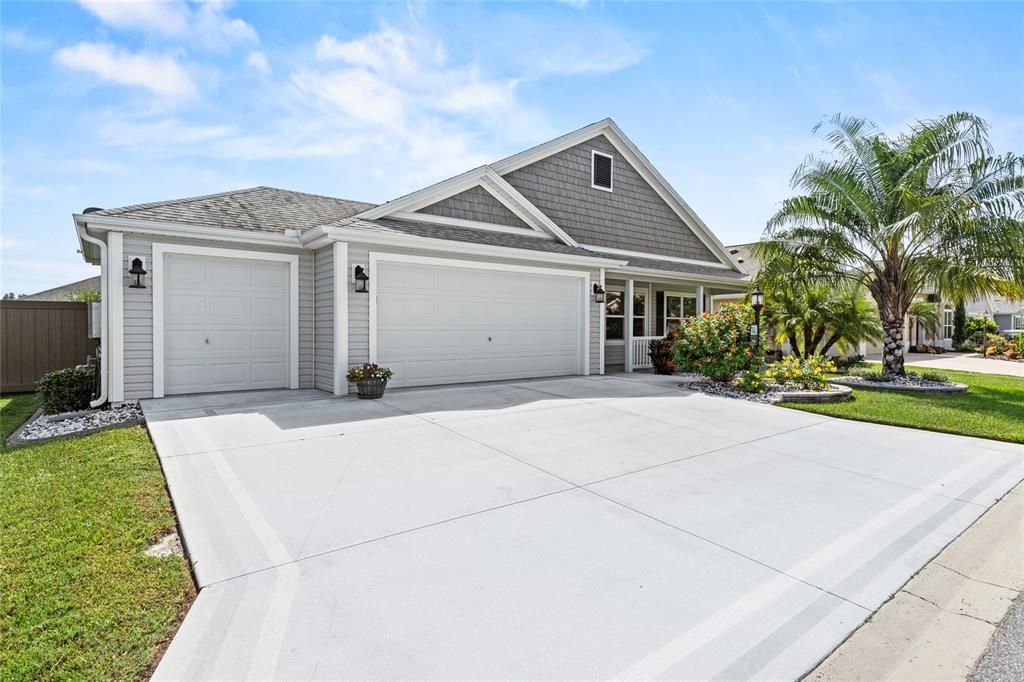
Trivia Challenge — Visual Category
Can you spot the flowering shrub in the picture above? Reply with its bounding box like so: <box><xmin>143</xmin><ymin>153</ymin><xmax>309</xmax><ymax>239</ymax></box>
<box><xmin>735</xmin><ymin>367</ymin><xmax>767</xmax><ymax>393</ymax></box>
<box><xmin>345</xmin><ymin>363</ymin><xmax>394</xmax><ymax>383</ymax></box>
<box><xmin>671</xmin><ymin>303</ymin><xmax>760</xmax><ymax>382</ymax></box>
<box><xmin>763</xmin><ymin>355</ymin><xmax>836</xmax><ymax>391</ymax></box>
<box><xmin>649</xmin><ymin>329</ymin><xmax>678</xmax><ymax>375</ymax></box>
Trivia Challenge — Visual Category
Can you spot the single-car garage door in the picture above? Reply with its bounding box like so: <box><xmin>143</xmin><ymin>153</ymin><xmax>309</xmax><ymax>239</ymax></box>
<box><xmin>163</xmin><ymin>252</ymin><xmax>291</xmax><ymax>395</ymax></box>
<box><xmin>375</xmin><ymin>259</ymin><xmax>585</xmax><ymax>388</ymax></box>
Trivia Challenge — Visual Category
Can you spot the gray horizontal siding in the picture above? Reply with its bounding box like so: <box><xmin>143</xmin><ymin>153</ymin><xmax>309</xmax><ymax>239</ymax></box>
<box><xmin>314</xmin><ymin>247</ymin><xmax>334</xmax><ymax>392</ymax></box>
<box><xmin>502</xmin><ymin>134</ymin><xmax>719</xmax><ymax>263</ymax></box>
<box><xmin>417</xmin><ymin>185</ymin><xmax>529</xmax><ymax>228</ymax></box>
<box><xmin>121</xmin><ymin>234</ymin><xmax>314</xmax><ymax>400</ymax></box>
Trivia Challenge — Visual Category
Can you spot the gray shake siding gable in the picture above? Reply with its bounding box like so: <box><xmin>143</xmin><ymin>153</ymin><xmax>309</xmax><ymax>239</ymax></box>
<box><xmin>502</xmin><ymin>134</ymin><xmax>719</xmax><ymax>262</ymax></box>
<box><xmin>121</xmin><ymin>233</ymin><xmax>315</xmax><ymax>400</ymax></box>
<box><xmin>417</xmin><ymin>185</ymin><xmax>529</xmax><ymax>229</ymax></box>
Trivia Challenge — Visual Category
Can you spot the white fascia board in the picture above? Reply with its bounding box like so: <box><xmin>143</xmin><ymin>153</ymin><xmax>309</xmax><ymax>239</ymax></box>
<box><xmin>607</xmin><ymin>265</ymin><xmax>750</xmax><ymax>288</ymax></box>
<box><xmin>580</xmin><ymin>243</ymin><xmax>733</xmax><ymax>269</ymax></box>
<box><xmin>489</xmin><ymin>119</ymin><xmax>744</xmax><ymax>274</ymax></box>
<box><xmin>320</xmin><ymin>225</ymin><xmax>626</xmax><ymax>269</ymax></box>
<box><xmin>79</xmin><ymin>214</ymin><xmax>305</xmax><ymax>249</ymax></box>
<box><xmin>74</xmin><ymin>215</ymin><xmax>105</xmax><ymax>264</ymax></box>
<box><xmin>355</xmin><ymin>166</ymin><xmax>495</xmax><ymax>221</ymax></box>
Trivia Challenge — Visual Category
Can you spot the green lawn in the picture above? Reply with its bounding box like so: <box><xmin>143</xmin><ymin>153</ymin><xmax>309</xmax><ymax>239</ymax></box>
<box><xmin>0</xmin><ymin>396</ymin><xmax>194</xmax><ymax>681</ymax></box>
<box><xmin>786</xmin><ymin>366</ymin><xmax>1024</xmax><ymax>444</ymax></box>
<box><xmin>1</xmin><ymin>394</ymin><xmax>40</xmax><ymax>444</ymax></box>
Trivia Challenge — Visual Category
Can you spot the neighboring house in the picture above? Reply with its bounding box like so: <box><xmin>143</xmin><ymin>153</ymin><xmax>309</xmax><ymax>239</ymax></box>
<box><xmin>74</xmin><ymin>118</ymin><xmax>748</xmax><ymax>402</ymax></box>
<box><xmin>22</xmin><ymin>275</ymin><xmax>101</xmax><ymax>301</ymax></box>
<box><xmin>966</xmin><ymin>295</ymin><xmax>1024</xmax><ymax>337</ymax></box>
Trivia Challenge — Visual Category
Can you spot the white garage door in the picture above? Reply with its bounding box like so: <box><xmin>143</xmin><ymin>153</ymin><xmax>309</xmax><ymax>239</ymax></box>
<box><xmin>375</xmin><ymin>260</ymin><xmax>584</xmax><ymax>388</ymax></box>
<box><xmin>163</xmin><ymin>252</ymin><xmax>290</xmax><ymax>395</ymax></box>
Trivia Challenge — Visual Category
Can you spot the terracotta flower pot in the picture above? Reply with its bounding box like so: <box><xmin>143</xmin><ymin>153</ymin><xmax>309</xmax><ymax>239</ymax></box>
<box><xmin>356</xmin><ymin>377</ymin><xmax>388</xmax><ymax>399</ymax></box>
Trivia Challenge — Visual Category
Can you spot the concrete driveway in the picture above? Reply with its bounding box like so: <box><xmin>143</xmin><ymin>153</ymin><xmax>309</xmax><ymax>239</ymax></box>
<box><xmin>144</xmin><ymin>375</ymin><xmax>1024</xmax><ymax>680</ymax></box>
<box><xmin>867</xmin><ymin>351</ymin><xmax>1024</xmax><ymax>377</ymax></box>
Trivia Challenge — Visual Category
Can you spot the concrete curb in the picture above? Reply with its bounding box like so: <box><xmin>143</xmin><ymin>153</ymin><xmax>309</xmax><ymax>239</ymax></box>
<box><xmin>769</xmin><ymin>384</ymin><xmax>852</xmax><ymax>404</ymax></box>
<box><xmin>5</xmin><ymin>407</ymin><xmax>145</xmax><ymax>448</ymax></box>
<box><xmin>806</xmin><ymin>482</ymin><xmax>1024</xmax><ymax>682</ymax></box>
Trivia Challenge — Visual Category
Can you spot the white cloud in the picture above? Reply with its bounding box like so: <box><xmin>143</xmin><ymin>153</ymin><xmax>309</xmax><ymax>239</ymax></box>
<box><xmin>76</xmin><ymin>0</ymin><xmax>256</xmax><ymax>50</ymax></box>
<box><xmin>247</xmin><ymin>50</ymin><xmax>269</xmax><ymax>73</ymax></box>
<box><xmin>54</xmin><ymin>42</ymin><xmax>197</xmax><ymax>98</ymax></box>
<box><xmin>2</xmin><ymin>28</ymin><xmax>51</xmax><ymax>51</ymax></box>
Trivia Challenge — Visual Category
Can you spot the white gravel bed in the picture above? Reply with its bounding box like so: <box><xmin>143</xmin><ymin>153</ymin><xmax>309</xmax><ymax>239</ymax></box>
<box><xmin>830</xmin><ymin>375</ymin><xmax>968</xmax><ymax>393</ymax></box>
<box><xmin>683</xmin><ymin>380</ymin><xmax>842</xmax><ymax>404</ymax></box>
<box><xmin>16</xmin><ymin>403</ymin><xmax>144</xmax><ymax>442</ymax></box>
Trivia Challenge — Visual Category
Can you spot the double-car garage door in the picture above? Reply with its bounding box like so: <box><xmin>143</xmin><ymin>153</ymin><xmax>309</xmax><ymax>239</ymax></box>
<box><xmin>374</xmin><ymin>259</ymin><xmax>586</xmax><ymax>388</ymax></box>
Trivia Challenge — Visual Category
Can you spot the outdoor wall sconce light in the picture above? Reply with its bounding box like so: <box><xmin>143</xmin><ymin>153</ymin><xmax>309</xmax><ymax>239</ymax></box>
<box><xmin>592</xmin><ymin>283</ymin><xmax>606</xmax><ymax>303</ymax></box>
<box><xmin>354</xmin><ymin>264</ymin><xmax>369</xmax><ymax>293</ymax></box>
<box><xmin>128</xmin><ymin>257</ymin><xmax>147</xmax><ymax>289</ymax></box>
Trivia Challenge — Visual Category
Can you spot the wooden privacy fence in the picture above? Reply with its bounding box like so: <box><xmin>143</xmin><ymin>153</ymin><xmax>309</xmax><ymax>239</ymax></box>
<box><xmin>1</xmin><ymin>300</ymin><xmax>99</xmax><ymax>393</ymax></box>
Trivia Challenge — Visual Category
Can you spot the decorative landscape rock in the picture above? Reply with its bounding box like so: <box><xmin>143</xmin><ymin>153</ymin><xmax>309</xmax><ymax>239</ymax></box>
<box><xmin>7</xmin><ymin>403</ymin><xmax>145</xmax><ymax>446</ymax></box>
<box><xmin>829</xmin><ymin>376</ymin><xmax>968</xmax><ymax>393</ymax></box>
<box><xmin>681</xmin><ymin>381</ymin><xmax>852</xmax><ymax>404</ymax></box>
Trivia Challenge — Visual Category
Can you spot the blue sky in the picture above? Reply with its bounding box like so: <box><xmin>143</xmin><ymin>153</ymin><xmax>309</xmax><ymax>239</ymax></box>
<box><xmin>3</xmin><ymin>1</ymin><xmax>1022</xmax><ymax>294</ymax></box>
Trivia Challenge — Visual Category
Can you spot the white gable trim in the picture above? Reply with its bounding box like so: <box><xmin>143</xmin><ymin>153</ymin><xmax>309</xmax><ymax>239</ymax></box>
<box><xmin>580</xmin><ymin>244</ymin><xmax>733</xmax><ymax>269</ymax></box>
<box><xmin>489</xmin><ymin>119</ymin><xmax>743</xmax><ymax>273</ymax></box>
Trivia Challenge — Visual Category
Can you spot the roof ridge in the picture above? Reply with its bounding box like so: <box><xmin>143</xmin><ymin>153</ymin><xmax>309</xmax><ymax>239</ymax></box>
<box><xmin>94</xmin><ymin>186</ymin><xmax>269</xmax><ymax>216</ymax></box>
<box><xmin>256</xmin><ymin>185</ymin><xmax>376</xmax><ymax>206</ymax></box>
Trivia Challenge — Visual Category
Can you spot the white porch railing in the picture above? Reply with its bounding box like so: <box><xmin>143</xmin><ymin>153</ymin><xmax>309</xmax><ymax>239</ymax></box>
<box><xmin>629</xmin><ymin>336</ymin><xmax>663</xmax><ymax>370</ymax></box>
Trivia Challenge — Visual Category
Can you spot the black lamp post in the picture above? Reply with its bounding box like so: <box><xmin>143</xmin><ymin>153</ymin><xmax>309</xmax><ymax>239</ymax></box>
<box><xmin>592</xmin><ymin>283</ymin><xmax>606</xmax><ymax>304</ymax></box>
<box><xmin>128</xmin><ymin>257</ymin><xmax>147</xmax><ymax>288</ymax></box>
<box><xmin>750</xmin><ymin>286</ymin><xmax>765</xmax><ymax>354</ymax></box>
<box><xmin>354</xmin><ymin>265</ymin><xmax>369</xmax><ymax>293</ymax></box>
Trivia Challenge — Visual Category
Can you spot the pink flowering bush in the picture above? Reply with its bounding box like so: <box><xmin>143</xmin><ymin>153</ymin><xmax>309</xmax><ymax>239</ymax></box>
<box><xmin>671</xmin><ymin>303</ymin><xmax>762</xmax><ymax>382</ymax></box>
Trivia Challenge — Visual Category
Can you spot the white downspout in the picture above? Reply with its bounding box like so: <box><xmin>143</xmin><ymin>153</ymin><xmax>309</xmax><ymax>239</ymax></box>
<box><xmin>76</xmin><ymin>223</ymin><xmax>108</xmax><ymax>408</ymax></box>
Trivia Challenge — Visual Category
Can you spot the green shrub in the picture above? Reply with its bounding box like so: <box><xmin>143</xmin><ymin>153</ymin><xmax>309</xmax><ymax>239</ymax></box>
<box><xmin>920</xmin><ymin>371</ymin><xmax>950</xmax><ymax>383</ymax></box>
<box><xmin>671</xmin><ymin>303</ymin><xmax>760</xmax><ymax>382</ymax></box>
<box><xmin>37</xmin><ymin>364</ymin><xmax>95</xmax><ymax>414</ymax></box>
<box><xmin>849</xmin><ymin>367</ymin><xmax>889</xmax><ymax>382</ymax></box>
<box><xmin>763</xmin><ymin>355</ymin><xmax>836</xmax><ymax>391</ymax></box>
<box><xmin>965</xmin><ymin>315</ymin><xmax>998</xmax><ymax>338</ymax></box>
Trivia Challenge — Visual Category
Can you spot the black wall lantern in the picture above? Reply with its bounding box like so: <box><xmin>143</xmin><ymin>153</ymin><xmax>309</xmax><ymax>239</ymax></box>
<box><xmin>128</xmin><ymin>257</ymin><xmax>147</xmax><ymax>289</ymax></box>
<box><xmin>354</xmin><ymin>264</ymin><xmax>369</xmax><ymax>293</ymax></box>
<box><xmin>592</xmin><ymin>283</ymin><xmax>606</xmax><ymax>303</ymax></box>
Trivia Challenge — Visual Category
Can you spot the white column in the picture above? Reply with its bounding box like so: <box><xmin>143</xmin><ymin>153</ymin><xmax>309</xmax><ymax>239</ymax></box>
<box><xmin>624</xmin><ymin>279</ymin><xmax>634</xmax><ymax>372</ymax></box>
<box><xmin>696</xmin><ymin>285</ymin><xmax>705</xmax><ymax>315</ymax></box>
<box><xmin>332</xmin><ymin>241</ymin><xmax>349</xmax><ymax>396</ymax></box>
<box><xmin>107</xmin><ymin>231</ymin><xmax>125</xmax><ymax>403</ymax></box>
<box><xmin>598</xmin><ymin>269</ymin><xmax>606</xmax><ymax>375</ymax></box>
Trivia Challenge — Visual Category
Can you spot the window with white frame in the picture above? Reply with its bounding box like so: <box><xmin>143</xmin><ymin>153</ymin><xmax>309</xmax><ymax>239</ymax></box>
<box><xmin>605</xmin><ymin>289</ymin><xmax>624</xmax><ymax>340</ymax></box>
<box><xmin>633</xmin><ymin>290</ymin><xmax>647</xmax><ymax>337</ymax></box>
<box><xmin>943</xmin><ymin>305</ymin><xmax>954</xmax><ymax>340</ymax></box>
<box><xmin>592</xmin><ymin>151</ymin><xmax>613</xmax><ymax>191</ymax></box>
<box><xmin>1013</xmin><ymin>313</ymin><xmax>1024</xmax><ymax>330</ymax></box>
<box><xmin>665</xmin><ymin>293</ymin><xmax>697</xmax><ymax>332</ymax></box>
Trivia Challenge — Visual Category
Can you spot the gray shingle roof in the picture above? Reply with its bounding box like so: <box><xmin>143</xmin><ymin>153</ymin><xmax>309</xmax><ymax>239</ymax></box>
<box><xmin>23</xmin><ymin>276</ymin><xmax>101</xmax><ymax>301</ymax></box>
<box><xmin>86</xmin><ymin>185</ymin><xmax>747</xmax><ymax>281</ymax></box>
<box><xmin>91</xmin><ymin>186</ymin><xmax>375</xmax><ymax>234</ymax></box>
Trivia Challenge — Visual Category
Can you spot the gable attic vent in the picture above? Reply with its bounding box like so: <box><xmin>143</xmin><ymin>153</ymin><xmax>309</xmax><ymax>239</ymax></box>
<box><xmin>592</xmin><ymin>151</ymin><xmax>613</xmax><ymax>191</ymax></box>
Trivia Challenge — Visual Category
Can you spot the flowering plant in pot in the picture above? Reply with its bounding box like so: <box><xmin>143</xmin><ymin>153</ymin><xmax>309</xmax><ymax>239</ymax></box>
<box><xmin>345</xmin><ymin>363</ymin><xmax>394</xmax><ymax>399</ymax></box>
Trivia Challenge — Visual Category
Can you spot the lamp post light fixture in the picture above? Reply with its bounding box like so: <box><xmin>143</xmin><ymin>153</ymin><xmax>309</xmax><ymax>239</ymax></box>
<box><xmin>354</xmin><ymin>264</ymin><xmax>369</xmax><ymax>294</ymax></box>
<box><xmin>750</xmin><ymin>286</ymin><xmax>765</xmax><ymax>354</ymax></box>
<box><xmin>592</xmin><ymin>283</ymin><xmax>606</xmax><ymax>304</ymax></box>
<box><xmin>128</xmin><ymin>257</ymin><xmax>147</xmax><ymax>289</ymax></box>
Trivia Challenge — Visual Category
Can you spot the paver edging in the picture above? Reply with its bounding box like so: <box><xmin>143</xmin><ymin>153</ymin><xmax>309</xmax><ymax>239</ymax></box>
<box><xmin>829</xmin><ymin>377</ymin><xmax>969</xmax><ymax>394</ymax></box>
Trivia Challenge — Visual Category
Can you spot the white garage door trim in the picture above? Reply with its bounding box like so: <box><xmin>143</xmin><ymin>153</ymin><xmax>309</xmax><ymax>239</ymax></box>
<box><xmin>368</xmin><ymin>252</ymin><xmax>590</xmax><ymax>384</ymax></box>
<box><xmin>152</xmin><ymin>243</ymin><xmax>299</xmax><ymax>398</ymax></box>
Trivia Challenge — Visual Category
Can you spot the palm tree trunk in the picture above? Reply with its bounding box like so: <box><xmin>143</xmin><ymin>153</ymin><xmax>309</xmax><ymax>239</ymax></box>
<box><xmin>787</xmin><ymin>332</ymin><xmax>800</xmax><ymax>357</ymax></box>
<box><xmin>819</xmin><ymin>332</ymin><xmax>843</xmax><ymax>356</ymax></box>
<box><xmin>882</xmin><ymin>319</ymin><xmax>905</xmax><ymax>377</ymax></box>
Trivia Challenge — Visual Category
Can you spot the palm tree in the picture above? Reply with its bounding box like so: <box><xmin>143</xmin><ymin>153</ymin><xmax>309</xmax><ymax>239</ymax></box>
<box><xmin>757</xmin><ymin>113</ymin><xmax>1024</xmax><ymax>376</ymax></box>
<box><xmin>760</xmin><ymin>280</ymin><xmax>881</xmax><ymax>358</ymax></box>
<box><xmin>908</xmin><ymin>300</ymin><xmax>941</xmax><ymax>349</ymax></box>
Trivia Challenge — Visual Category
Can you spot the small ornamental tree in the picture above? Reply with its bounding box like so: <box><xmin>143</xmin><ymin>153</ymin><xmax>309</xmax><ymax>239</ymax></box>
<box><xmin>671</xmin><ymin>303</ymin><xmax>762</xmax><ymax>382</ymax></box>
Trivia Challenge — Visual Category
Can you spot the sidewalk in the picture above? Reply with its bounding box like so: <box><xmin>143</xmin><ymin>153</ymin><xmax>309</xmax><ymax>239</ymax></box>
<box><xmin>865</xmin><ymin>352</ymin><xmax>1024</xmax><ymax>378</ymax></box>
<box><xmin>807</xmin><ymin>481</ymin><xmax>1024</xmax><ymax>681</ymax></box>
